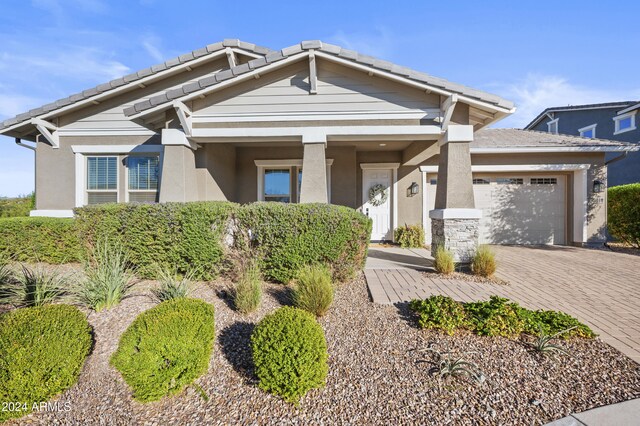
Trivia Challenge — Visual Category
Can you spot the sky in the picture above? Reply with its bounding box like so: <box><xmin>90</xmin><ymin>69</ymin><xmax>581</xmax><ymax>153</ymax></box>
<box><xmin>0</xmin><ymin>0</ymin><xmax>639</xmax><ymax>197</ymax></box>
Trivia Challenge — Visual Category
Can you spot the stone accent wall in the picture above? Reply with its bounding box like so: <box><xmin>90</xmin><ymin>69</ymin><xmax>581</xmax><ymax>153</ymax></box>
<box><xmin>431</xmin><ymin>218</ymin><xmax>480</xmax><ymax>262</ymax></box>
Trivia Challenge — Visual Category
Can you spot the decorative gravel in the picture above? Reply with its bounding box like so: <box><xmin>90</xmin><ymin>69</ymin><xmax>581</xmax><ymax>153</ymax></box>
<box><xmin>422</xmin><ymin>271</ymin><xmax>509</xmax><ymax>286</ymax></box>
<box><xmin>4</xmin><ymin>272</ymin><xmax>640</xmax><ymax>425</ymax></box>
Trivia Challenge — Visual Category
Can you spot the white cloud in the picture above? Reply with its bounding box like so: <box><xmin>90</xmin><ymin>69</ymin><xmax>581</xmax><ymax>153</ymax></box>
<box><xmin>141</xmin><ymin>35</ymin><xmax>165</xmax><ymax>62</ymax></box>
<box><xmin>0</xmin><ymin>93</ymin><xmax>48</xmax><ymax>118</ymax></box>
<box><xmin>491</xmin><ymin>74</ymin><xmax>640</xmax><ymax>128</ymax></box>
<box><xmin>328</xmin><ymin>28</ymin><xmax>395</xmax><ymax>58</ymax></box>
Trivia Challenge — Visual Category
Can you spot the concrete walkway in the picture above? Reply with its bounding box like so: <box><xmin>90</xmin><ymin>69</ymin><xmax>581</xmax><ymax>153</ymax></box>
<box><xmin>546</xmin><ymin>398</ymin><xmax>640</xmax><ymax>425</ymax></box>
<box><xmin>365</xmin><ymin>245</ymin><xmax>640</xmax><ymax>363</ymax></box>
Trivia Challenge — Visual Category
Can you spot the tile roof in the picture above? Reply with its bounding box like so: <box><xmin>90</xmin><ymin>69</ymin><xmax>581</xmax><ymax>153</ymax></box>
<box><xmin>123</xmin><ymin>40</ymin><xmax>515</xmax><ymax>117</ymax></box>
<box><xmin>0</xmin><ymin>39</ymin><xmax>274</xmax><ymax>130</ymax></box>
<box><xmin>474</xmin><ymin>128</ymin><xmax>639</xmax><ymax>150</ymax></box>
<box><xmin>524</xmin><ymin>101</ymin><xmax>639</xmax><ymax>130</ymax></box>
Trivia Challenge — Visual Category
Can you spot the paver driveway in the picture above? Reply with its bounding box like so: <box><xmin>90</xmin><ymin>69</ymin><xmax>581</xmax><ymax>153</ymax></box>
<box><xmin>365</xmin><ymin>245</ymin><xmax>640</xmax><ymax>362</ymax></box>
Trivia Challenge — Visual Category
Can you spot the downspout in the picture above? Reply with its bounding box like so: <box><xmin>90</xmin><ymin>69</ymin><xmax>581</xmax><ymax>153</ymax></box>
<box><xmin>605</xmin><ymin>151</ymin><xmax>628</xmax><ymax>165</ymax></box>
<box><xmin>15</xmin><ymin>137</ymin><xmax>36</xmax><ymax>151</ymax></box>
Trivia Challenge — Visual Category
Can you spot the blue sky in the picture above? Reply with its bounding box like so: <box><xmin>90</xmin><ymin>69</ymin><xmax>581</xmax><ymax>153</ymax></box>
<box><xmin>1</xmin><ymin>0</ymin><xmax>639</xmax><ymax>197</ymax></box>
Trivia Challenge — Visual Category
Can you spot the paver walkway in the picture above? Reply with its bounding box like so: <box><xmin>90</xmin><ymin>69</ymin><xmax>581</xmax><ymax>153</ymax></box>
<box><xmin>365</xmin><ymin>245</ymin><xmax>640</xmax><ymax>362</ymax></box>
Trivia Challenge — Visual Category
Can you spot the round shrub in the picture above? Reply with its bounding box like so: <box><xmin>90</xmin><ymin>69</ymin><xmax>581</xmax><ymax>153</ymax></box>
<box><xmin>251</xmin><ymin>306</ymin><xmax>328</xmax><ymax>403</ymax></box>
<box><xmin>0</xmin><ymin>305</ymin><xmax>92</xmax><ymax>422</ymax></box>
<box><xmin>293</xmin><ymin>264</ymin><xmax>334</xmax><ymax>317</ymax></box>
<box><xmin>394</xmin><ymin>224</ymin><xmax>425</xmax><ymax>248</ymax></box>
<box><xmin>471</xmin><ymin>245</ymin><xmax>497</xmax><ymax>277</ymax></box>
<box><xmin>608</xmin><ymin>183</ymin><xmax>640</xmax><ymax>248</ymax></box>
<box><xmin>409</xmin><ymin>295</ymin><xmax>467</xmax><ymax>335</ymax></box>
<box><xmin>111</xmin><ymin>298</ymin><xmax>215</xmax><ymax>402</ymax></box>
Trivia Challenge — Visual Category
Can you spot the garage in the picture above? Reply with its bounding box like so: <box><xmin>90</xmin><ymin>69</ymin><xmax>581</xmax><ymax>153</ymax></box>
<box><xmin>425</xmin><ymin>174</ymin><xmax>567</xmax><ymax>245</ymax></box>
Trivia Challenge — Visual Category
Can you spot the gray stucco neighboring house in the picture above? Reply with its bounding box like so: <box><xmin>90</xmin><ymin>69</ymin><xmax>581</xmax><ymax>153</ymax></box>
<box><xmin>525</xmin><ymin>101</ymin><xmax>640</xmax><ymax>186</ymax></box>
<box><xmin>1</xmin><ymin>39</ymin><xmax>638</xmax><ymax>261</ymax></box>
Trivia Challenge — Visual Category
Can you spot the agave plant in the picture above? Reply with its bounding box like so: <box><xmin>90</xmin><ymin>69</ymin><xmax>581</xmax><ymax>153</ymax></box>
<box><xmin>411</xmin><ymin>343</ymin><xmax>485</xmax><ymax>385</ymax></box>
<box><xmin>530</xmin><ymin>325</ymin><xmax>575</xmax><ymax>357</ymax></box>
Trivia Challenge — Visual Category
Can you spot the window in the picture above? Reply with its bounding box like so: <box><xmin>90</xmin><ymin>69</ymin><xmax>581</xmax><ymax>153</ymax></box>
<box><xmin>264</xmin><ymin>169</ymin><xmax>292</xmax><ymax>203</ymax></box>
<box><xmin>547</xmin><ymin>118</ymin><xmax>559</xmax><ymax>134</ymax></box>
<box><xmin>496</xmin><ymin>178</ymin><xmax>524</xmax><ymax>185</ymax></box>
<box><xmin>127</xmin><ymin>156</ymin><xmax>159</xmax><ymax>203</ymax></box>
<box><xmin>87</xmin><ymin>156</ymin><xmax>118</xmax><ymax>204</ymax></box>
<box><xmin>613</xmin><ymin>112</ymin><xmax>636</xmax><ymax>134</ymax></box>
<box><xmin>530</xmin><ymin>178</ymin><xmax>557</xmax><ymax>185</ymax></box>
<box><xmin>472</xmin><ymin>178</ymin><xmax>490</xmax><ymax>185</ymax></box>
<box><xmin>579</xmin><ymin>124</ymin><xmax>597</xmax><ymax>138</ymax></box>
<box><xmin>430</xmin><ymin>179</ymin><xmax>437</xmax><ymax>185</ymax></box>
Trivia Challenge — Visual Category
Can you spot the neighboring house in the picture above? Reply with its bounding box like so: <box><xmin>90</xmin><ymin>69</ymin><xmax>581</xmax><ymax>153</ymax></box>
<box><xmin>0</xmin><ymin>39</ymin><xmax>637</xmax><ymax>260</ymax></box>
<box><xmin>525</xmin><ymin>102</ymin><xmax>640</xmax><ymax>186</ymax></box>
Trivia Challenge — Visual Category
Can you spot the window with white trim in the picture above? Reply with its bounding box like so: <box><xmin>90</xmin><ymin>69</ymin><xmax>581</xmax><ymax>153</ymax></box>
<box><xmin>530</xmin><ymin>178</ymin><xmax>557</xmax><ymax>185</ymax></box>
<box><xmin>547</xmin><ymin>119</ymin><xmax>559</xmax><ymax>134</ymax></box>
<box><xmin>127</xmin><ymin>155</ymin><xmax>159</xmax><ymax>203</ymax></box>
<box><xmin>613</xmin><ymin>112</ymin><xmax>636</xmax><ymax>134</ymax></box>
<box><xmin>579</xmin><ymin>124</ymin><xmax>597</xmax><ymax>138</ymax></box>
<box><xmin>472</xmin><ymin>178</ymin><xmax>490</xmax><ymax>185</ymax></box>
<box><xmin>496</xmin><ymin>178</ymin><xmax>524</xmax><ymax>185</ymax></box>
<box><xmin>87</xmin><ymin>156</ymin><xmax>118</xmax><ymax>205</ymax></box>
<box><xmin>264</xmin><ymin>168</ymin><xmax>296</xmax><ymax>203</ymax></box>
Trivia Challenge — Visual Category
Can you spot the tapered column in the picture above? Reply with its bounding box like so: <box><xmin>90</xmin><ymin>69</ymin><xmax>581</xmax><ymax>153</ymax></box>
<box><xmin>429</xmin><ymin>125</ymin><xmax>481</xmax><ymax>262</ymax></box>
<box><xmin>299</xmin><ymin>138</ymin><xmax>328</xmax><ymax>204</ymax></box>
<box><xmin>159</xmin><ymin>129</ymin><xmax>199</xmax><ymax>203</ymax></box>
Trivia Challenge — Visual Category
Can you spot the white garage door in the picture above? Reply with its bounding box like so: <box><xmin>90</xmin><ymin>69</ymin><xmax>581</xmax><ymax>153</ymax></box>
<box><xmin>426</xmin><ymin>174</ymin><xmax>566</xmax><ymax>245</ymax></box>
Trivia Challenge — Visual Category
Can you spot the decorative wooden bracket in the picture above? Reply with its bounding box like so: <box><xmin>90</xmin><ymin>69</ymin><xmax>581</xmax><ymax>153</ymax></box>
<box><xmin>173</xmin><ymin>101</ymin><xmax>193</xmax><ymax>137</ymax></box>
<box><xmin>31</xmin><ymin>118</ymin><xmax>59</xmax><ymax>148</ymax></box>
<box><xmin>309</xmin><ymin>51</ymin><xmax>318</xmax><ymax>94</ymax></box>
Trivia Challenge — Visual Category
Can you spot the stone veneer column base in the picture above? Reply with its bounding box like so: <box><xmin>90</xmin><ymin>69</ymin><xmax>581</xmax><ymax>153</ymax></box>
<box><xmin>429</xmin><ymin>209</ymin><xmax>482</xmax><ymax>263</ymax></box>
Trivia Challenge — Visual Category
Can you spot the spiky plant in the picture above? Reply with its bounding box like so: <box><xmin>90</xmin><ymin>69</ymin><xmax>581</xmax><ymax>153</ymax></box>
<box><xmin>151</xmin><ymin>267</ymin><xmax>194</xmax><ymax>302</ymax></box>
<box><xmin>73</xmin><ymin>240</ymin><xmax>133</xmax><ymax>312</ymax></box>
<box><xmin>0</xmin><ymin>265</ymin><xmax>66</xmax><ymax>307</ymax></box>
<box><xmin>530</xmin><ymin>325</ymin><xmax>575</xmax><ymax>357</ymax></box>
<box><xmin>0</xmin><ymin>251</ymin><xmax>13</xmax><ymax>286</ymax></box>
<box><xmin>232</xmin><ymin>259</ymin><xmax>262</xmax><ymax>314</ymax></box>
<box><xmin>412</xmin><ymin>345</ymin><xmax>485</xmax><ymax>385</ymax></box>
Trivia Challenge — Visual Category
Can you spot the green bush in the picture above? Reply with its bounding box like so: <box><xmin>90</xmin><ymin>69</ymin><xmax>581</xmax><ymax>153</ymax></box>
<box><xmin>111</xmin><ymin>298</ymin><xmax>215</xmax><ymax>402</ymax></box>
<box><xmin>409</xmin><ymin>295</ymin><xmax>467</xmax><ymax>335</ymax></box>
<box><xmin>72</xmin><ymin>241</ymin><xmax>133</xmax><ymax>311</ymax></box>
<box><xmin>0</xmin><ymin>305</ymin><xmax>92</xmax><ymax>422</ymax></box>
<box><xmin>232</xmin><ymin>259</ymin><xmax>262</xmax><ymax>314</ymax></box>
<box><xmin>409</xmin><ymin>295</ymin><xmax>595</xmax><ymax>340</ymax></box>
<box><xmin>471</xmin><ymin>245</ymin><xmax>497</xmax><ymax>277</ymax></box>
<box><xmin>608</xmin><ymin>183</ymin><xmax>640</xmax><ymax>247</ymax></box>
<box><xmin>235</xmin><ymin>203</ymin><xmax>371</xmax><ymax>283</ymax></box>
<box><xmin>0</xmin><ymin>266</ymin><xmax>66</xmax><ymax>308</ymax></box>
<box><xmin>0</xmin><ymin>217</ymin><xmax>82</xmax><ymax>263</ymax></box>
<box><xmin>251</xmin><ymin>306</ymin><xmax>328</xmax><ymax>404</ymax></box>
<box><xmin>433</xmin><ymin>245</ymin><xmax>455</xmax><ymax>275</ymax></box>
<box><xmin>0</xmin><ymin>193</ymin><xmax>34</xmax><ymax>218</ymax></box>
<box><xmin>293</xmin><ymin>264</ymin><xmax>334</xmax><ymax>317</ymax></box>
<box><xmin>394</xmin><ymin>224</ymin><xmax>425</xmax><ymax>248</ymax></box>
<box><xmin>75</xmin><ymin>202</ymin><xmax>237</xmax><ymax>279</ymax></box>
<box><xmin>464</xmin><ymin>296</ymin><xmax>524</xmax><ymax>338</ymax></box>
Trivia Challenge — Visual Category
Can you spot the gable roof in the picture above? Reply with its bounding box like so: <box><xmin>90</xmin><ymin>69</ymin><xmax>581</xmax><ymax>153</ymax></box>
<box><xmin>0</xmin><ymin>39</ymin><xmax>273</xmax><ymax>132</ymax></box>
<box><xmin>123</xmin><ymin>40</ymin><xmax>515</xmax><ymax>120</ymax></box>
<box><xmin>474</xmin><ymin>128</ymin><xmax>639</xmax><ymax>152</ymax></box>
<box><xmin>524</xmin><ymin>101</ymin><xmax>639</xmax><ymax>130</ymax></box>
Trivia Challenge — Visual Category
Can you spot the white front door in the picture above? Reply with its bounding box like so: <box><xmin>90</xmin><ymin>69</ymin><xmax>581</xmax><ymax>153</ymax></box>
<box><xmin>363</xmin><ymin>169</ymin><xmax>392</xmax><ymax>241</ymax></box>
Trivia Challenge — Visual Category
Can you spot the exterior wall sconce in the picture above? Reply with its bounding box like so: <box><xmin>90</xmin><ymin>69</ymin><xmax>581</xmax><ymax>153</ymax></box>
<box><xmin>593</xmin><ymin>180</ymin><xmax>604</xmax><ymax>193</ymax></box>
<box><xmin>407</xmin><ymin>182</ymin><xmax>419</xmax><ymax>197</ymax></box>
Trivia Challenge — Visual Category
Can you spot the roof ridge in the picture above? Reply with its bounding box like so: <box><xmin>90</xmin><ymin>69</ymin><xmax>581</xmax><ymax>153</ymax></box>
<box><xmin>1</xmin><ymin>39</ymin><xmax>274</xmax><ymax>130</ymax></box>
<box><xmin>523</xmin><ymin>101</ymin><xmax>640</xmax><ymax>130</ymax></box>
<box><xmin>123</xmin><ymin>39</ymin><xmax>515</xmax><ymax>117</ymax></box>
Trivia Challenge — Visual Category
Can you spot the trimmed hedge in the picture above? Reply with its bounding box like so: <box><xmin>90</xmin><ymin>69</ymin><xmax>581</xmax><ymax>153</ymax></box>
<box><xmin>75</xmin><ymin>202</ymin><xmax>237</xmax><ymax>279</ymax></box>
<box><xmin>0</xmin><ymin>217</ymin><xmax>82</xmax><ymax>263</ymax></box>
<box><xmin>394</xmin><ymin>224</ymin><xmax>425</xmax><ymax>248</ymax></box>
<box><xmin>608</xmin><ymin>183</ymin><xmax>640</xmax><ymax>248</ymax></box>
<box><xmin>251</xmin><ymin>306</ymin><xmax>328</xmax><ymax>404</ymax></box>
<box><xmin>110</xmin><ymin>298</ymin><xmax>215</xmax><ymax>402</ymax></box>
<box><xmin>0</xmin><ymin>305</ymin><xmax>92</xmax><ymax>422</ymax></box>
<box><xmin>236</xmin><ymin>203</ymin><xmax>371</xmax><ymax>283</ymax></box>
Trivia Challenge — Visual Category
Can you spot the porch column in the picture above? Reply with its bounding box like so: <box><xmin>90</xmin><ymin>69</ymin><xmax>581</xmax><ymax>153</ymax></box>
<box><xmin>299</xmin><ymin>136</ymin><xmax>328</xmax><ymax>203</ymax></box>
<box><xmin>159</xmin><ymin>128</ymin><xmax>199</xmax><ymax>203</ymax></box>
<box><xmin>429</xmin><ymin>125</ymin><xmax>481</xmax><ymax>262</ymax></box>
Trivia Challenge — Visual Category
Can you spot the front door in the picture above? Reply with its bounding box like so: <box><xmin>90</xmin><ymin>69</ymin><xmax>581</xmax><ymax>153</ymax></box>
<box><xmin>362</xmin><ymin>169</ymin><xmax>392</xmax><ymax>241</ymax></box>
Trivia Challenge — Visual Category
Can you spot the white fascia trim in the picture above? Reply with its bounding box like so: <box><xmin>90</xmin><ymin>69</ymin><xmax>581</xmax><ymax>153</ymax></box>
<box><xmin>58</xmin><ymin>129</ymin><xmax>157</xmax><ymax>137</ymax></box>
<box><xmin>429</xmin><ymin>208</ymin><xmax>482</xmax><ymax>219</ymax></box>
<box><xmin>191</xmin><ymin>125</ymin><xmax>442</xmax><ymax>141</ymax></box>
<box><xmin>420</xmin><ymin>164</ymin><xmax>590</xmax><ymax>173</ymax></box>
<box><xmin>191</xmin><ymin>110</ymin><xmax>438</xmax><ymax>123</ymax></box>
<box><xmin>360</xmin><ymin>162</ymin><xmax>401</xmax><ymax>170</ymax></box>
<box><xmin>30</xmin><ymin>210</ymin><xmax>74</xmax><ymax>218</ymax></box>
<box><xmin>470</xmin><ymin>146</ymin><xmax>633</xmax><ymax>153</ymax></box>
<box><xmin>71</xmin><ymin>144</ymin><xmax>163</xmax><ymax>154</ymax></box>
<box><xmin>314</xmin><ymin>51</ymin><xmax>514</xmax><ymax>115</ymax></box>
<box><xmin>616</xmin><ymin>102</ymin><xmax>640</xmax><ymax>115</ymax></box>
<box><xmin>613</xmin><ymin>111</ymin><xmax>637</xmax><ymax>135</ymax></box>
<box><xmin>573</xmin><ymin>169</ymin><xmax>589</xmax><ymax>243</ymax></box>
<box><xmin>254</xmin><ymin>159</ymin><xmax>334</xmax><ymax>167</ymax></box>
<box><xmin>547</xmin><ymin>118</ymin><xmax>559</xmax><ymax>134</ymax></box>
<box><xmin>578</xmin><ymin>123</ymin><xmax>597</xmax><ymax>138</ymax></box>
